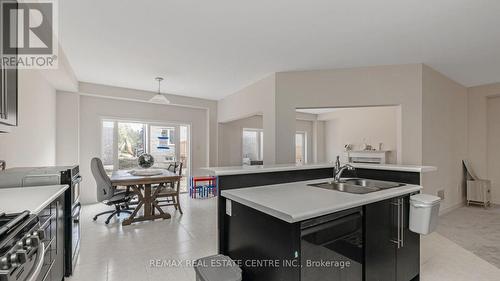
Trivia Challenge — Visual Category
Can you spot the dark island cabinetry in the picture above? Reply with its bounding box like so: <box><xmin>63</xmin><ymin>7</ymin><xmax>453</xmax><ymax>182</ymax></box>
<box><xmin>365</xmin><ymin>195</ymin><xmax>420</xmax><ymax>281</ymax></box>
<box><xmin>216</xmin><ymin>165</ymin><xmax>425</xmax><ymax>281</ymax></box>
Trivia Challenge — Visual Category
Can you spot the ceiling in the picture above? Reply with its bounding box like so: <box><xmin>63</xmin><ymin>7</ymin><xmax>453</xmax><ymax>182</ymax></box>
<box><xmin>60</xmin><ymin>0</ymin><xmax>500</xmax><ymax>100</ymax></box>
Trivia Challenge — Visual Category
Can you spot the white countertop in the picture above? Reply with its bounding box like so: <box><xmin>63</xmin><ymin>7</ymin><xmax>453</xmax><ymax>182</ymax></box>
<box><xmin>0</xmin><ymin>185</ymin><xmax>69</xmax><ymax>214</ymax></box>
<box><xmin>221</xmin><ymin>179</ymin><xmax>422</xmax><ymax>223</ymax></box>
<box><xmin>203</xmin><ymin>163</ymin><xmax>437</xmax><ymax>176</ymax></box>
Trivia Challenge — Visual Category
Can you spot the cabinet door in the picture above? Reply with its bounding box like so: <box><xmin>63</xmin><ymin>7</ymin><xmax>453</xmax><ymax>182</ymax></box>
<box><xmin>0</xmin><ymin>66</ymin><xmax>5</xmax><ymax>122</ymax></box>
<box><xmin>396</xmin><ymin>196</ymin><xmax>420</xmax><ymax>281</ymax></box>
<box><xmin>1</xmin><ymin>65</ymin><xmax>18</xmax><ymax>126</ymax></box>
<box><xmin>0</xmin><ymin>0</ymin><xmax>18</xmax><ymax>127</ymax></box>
<box><xmin>364</xmin><ymin>198</ymin><xmax>396</xmax><ymax>281</ymax></box>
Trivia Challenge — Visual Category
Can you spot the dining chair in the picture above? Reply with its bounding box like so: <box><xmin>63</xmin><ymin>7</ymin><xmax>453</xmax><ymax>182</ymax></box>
<box><xmin>90</xmin><ymin>157</ymin><xmax>133</xmax><ymax>224</ymax></box>
<box><xmin>167</xmin><ymin>162</ymin><xmax>180</xmax><ymax>173</ymax></box>
<box><xmin>156</xmin><ymin>162</ymin><xmax>183</xmax><ymax>214</ymax></box>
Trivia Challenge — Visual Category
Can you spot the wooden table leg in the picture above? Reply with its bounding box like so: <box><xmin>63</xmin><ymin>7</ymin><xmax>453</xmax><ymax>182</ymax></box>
<box><xmin>144</xmin><ymin>184</ymin><xmax>152</xmax><ymax>216</ymax></box>
<box><xmin>122</xmin><ymin>183</ymin><xmax>171</xmax><ymax>226</ymax></box>
<box><xmin>123</xmin><ymin>185</ymin><xmax>144</xmax><ymax>226</ymax></box>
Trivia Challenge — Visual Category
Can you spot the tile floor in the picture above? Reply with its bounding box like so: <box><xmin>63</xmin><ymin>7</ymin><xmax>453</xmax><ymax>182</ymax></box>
<box><xmin>69</xmin><ymin>195</ymin><xmax>500</xmax><ymax>281</ymax></box>
<box><xmin>69</xmin><ymin>194</ymin><xmax>217</xmax><ymax>281</ymax></box>
<box><xmin>436</xmin><ymin>204</ymin><xmax>500</xmax><ymax>267</ymax></box>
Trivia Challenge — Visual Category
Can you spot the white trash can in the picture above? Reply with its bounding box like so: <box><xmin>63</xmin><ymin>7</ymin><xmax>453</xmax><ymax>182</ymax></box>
<box><xmin>409</xmin><ymin>194</ymin><xmax>441</xmax><ymax>235</ymax></box>
<box><xmin>194</xmin><ymin>255</ymin><xmax>242</xmax><ymax>281</ymax></box>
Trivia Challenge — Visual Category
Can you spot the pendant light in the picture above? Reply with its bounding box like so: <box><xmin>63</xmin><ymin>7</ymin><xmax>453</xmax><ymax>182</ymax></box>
<box><xmin>149</xmin><ymin>77</ymin><xmax>170</xmax><ymax>104</ymax></box>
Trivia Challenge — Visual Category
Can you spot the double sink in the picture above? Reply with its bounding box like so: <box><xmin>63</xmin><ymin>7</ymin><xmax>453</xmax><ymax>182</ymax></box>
<box><xmin>308</xmin><ymin>178</ymin><xmax>405</xmax><ymax>194</ymax></box>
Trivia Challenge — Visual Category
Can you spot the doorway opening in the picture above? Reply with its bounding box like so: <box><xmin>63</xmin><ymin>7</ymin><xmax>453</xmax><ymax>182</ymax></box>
<box><xmin>296</xmin><ymin>105</ymin><xmax>402</xmax><ymax>164</ymax></box>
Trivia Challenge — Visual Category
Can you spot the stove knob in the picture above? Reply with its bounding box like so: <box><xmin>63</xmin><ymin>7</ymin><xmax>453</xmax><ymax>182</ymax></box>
<box><xmin>36</xmin><ymin>229</ymin><xmax>46</xmax><ymax>240</ymax></box>
<box><xmin>9</xmin><ymin>253</ymin><xmax>20</xmax><ymax>268</ymax></box>
<box><xmin>0</xmin><ymin>256</ymin><xmax>9</xmax><ymax>270</ymax></box>
<box><xmin>25</xmin><ymin>235</ymin><xmax>40</xmax><ymax>248</ymax></box>
<box><xmin>15</xmin><ymin>250</ymin><xmax>27</xmax><ymax>263</ymax></box>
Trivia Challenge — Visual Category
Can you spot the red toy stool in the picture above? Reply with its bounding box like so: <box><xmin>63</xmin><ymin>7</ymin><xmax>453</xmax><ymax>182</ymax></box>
<box><xmin>190</xmin><ymin>176</ymin><xmax>217</xmax><ymax>198</ymax></box>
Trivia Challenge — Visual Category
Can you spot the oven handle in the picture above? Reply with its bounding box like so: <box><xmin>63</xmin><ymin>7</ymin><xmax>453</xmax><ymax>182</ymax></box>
<box><xmin>73</xmin><ymin>175</ymin><xmax>83</xmax><ymax>184</ymax></box>
<box><xmin>25</xmin><ymin>243</ymin><xmax>45</xmax><ymax>281</ymax></box>
<box><xmin>72</xmin><ymin>202</ymin><xmax>82</xmax><ymax>223</ymax></box>
<box><xmin>301</xmin><ymin>213</ymin><xmax>362</xmax><ymax>236</ymax></box>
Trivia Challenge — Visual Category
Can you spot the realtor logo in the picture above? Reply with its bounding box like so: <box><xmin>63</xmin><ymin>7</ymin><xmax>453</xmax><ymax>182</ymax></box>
<box><xmin>1</xmin><ymin>0</ymin><xmax>58</xmax><ymax>69</ymax></box>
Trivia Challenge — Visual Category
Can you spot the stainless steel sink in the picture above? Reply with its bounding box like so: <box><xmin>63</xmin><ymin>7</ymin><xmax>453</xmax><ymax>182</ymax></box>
<box><xmin>308</xmin><ymin>178</ymin><xmax>405</xmax><ymax>194</ymax></box>
<box><xmin>343</xmin><ymin>178</ymin><xmax>405</xmax><ymax>189</ymax></box>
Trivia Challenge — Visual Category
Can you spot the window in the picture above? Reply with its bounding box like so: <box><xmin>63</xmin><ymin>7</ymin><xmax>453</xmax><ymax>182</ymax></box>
<box><xmin>296</xmin><ymin>132</ymin><xmax>307</xmax><ymax>164</ymax></box>
<box><xmin>101</xmin><ymin>121</ymin><xmax>115</xmax><ymax>171</ymax></box>
<box><xmin>150</xmin><ymin>125</ymin><xmax>176</xmax><ymax>163</ymax></box>
<box><xmin>101</xmin><ymin>120</ymin><xmax>191</xmax><ymax>192</ymax></box>
<box><xmin>242</xmin><ymin>128</ymin><xmax>263</xmax><ymax>164</ymax></box>
<box><xmin>118</xmin><ymin>122</ymin><xmax>146</xmax><ymax>170</ymax></box>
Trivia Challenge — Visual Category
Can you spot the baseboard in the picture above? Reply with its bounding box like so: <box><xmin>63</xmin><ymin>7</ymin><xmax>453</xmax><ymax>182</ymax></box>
<box><xmin>439</xmin><ymin>201</ymin><xmax>465</xmax><ymax>216</ymax></box>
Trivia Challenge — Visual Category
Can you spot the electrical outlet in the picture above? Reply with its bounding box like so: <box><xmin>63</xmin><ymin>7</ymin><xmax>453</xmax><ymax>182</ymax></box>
<box><xmin>437</xmin><ymin>190</ymin><xmax>445</xmax><ymax>200</ymax></box>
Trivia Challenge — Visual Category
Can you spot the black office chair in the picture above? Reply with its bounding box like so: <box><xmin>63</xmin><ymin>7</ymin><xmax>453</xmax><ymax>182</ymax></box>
<box><xmin>90</xmin><ymin>157</ymin><xmax>133</xmax><ymax>224</ymax></box>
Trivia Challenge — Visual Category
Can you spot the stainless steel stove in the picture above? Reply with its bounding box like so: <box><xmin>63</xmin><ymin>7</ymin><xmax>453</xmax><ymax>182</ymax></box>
<box><xmin>0</xmin><ymin>211</ymin><xmax>45</xmax><ymax>281</ymax></box>
<box><xmin>0</xmin><ymin>165</ymin><xmax>81</xmax><ymax>277</ymax></box>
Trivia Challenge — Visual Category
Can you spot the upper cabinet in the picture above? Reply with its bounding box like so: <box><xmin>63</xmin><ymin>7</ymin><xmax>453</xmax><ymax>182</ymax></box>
<box><xmin>0</xmin><ymin>60</ymin><xmax>18</xmax><ymax>127</ymax></box>
<box><xmin>0</xmin><ymin>0</ymin><xmax>19</xmax><ymax>129</ymax></box>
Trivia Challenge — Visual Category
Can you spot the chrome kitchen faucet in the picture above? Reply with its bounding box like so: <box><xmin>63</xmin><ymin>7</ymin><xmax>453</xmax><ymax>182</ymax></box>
<box><xmin>334</xmin><ymin>156</ymin><xmax>355</xmax><ymax>182</ymax></box>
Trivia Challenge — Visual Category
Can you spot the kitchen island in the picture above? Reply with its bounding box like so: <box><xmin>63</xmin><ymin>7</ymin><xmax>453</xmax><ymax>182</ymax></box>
<box><xmin>203</xmin><ymin>163</ymin><xmax>436</xmax><ymax>281</ymax></box>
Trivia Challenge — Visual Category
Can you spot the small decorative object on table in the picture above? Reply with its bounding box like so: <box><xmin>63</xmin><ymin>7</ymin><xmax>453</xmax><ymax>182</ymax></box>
<box><xmin>363</xmin><ymin>144</ymin><xmax>374</xmax><ymax>151</ymax></box>
<box><xmin>190</xmin><ymin>176</ymin><xmax>217</xmax><ymax>199</ymax></box>
<box><xmin>138</xmin><ymin>153</ymin><xmax>155</xmax><ymax>168</ymax></box>
<box><xmin>344</xmin><ymin>144</ymin><xmax>353</xmax><ymax>151</ymax></box>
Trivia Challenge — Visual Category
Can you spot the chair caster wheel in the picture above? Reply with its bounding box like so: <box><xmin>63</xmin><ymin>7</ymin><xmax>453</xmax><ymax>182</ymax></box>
<box><xmin>105</xmin><ymin>220</ymin><xmax>110</xmax><ymax>225</ymax></box>
<box><xmin>93</xmin><ymin>216</ymin><xmax>98</xmax><ymax>221</ymax></box>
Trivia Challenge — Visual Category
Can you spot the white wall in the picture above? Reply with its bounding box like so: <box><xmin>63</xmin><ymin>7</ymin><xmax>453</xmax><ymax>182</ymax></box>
<box><xmin>467</xmin><ymin>83</ymin><xmax>500</xmax><ymax>180</ymax></box>
<box><xmin>217</xmin><ymin>74</ymin><xmax>276</xmax><ymax>164</ymax></box>
<box><xmin>275</xmin><ymin>64</ymin><xmax>423</xmax><ymax>165</ymax></box>
<box><xmin>487</xmin><ymin>97</ymin><xmax>500</xmax><ymax>203</ymax></box>
<box><xmin>314</xmin><ymin>120</ymin><xmax>326</xmax><ymax>163</ymax></box>
<box><xmin>421</xmin><ymin>65</ymin><xmax>468</xmax><ymax>212</ymax></box>
<box><xmin>56</xmin><ymin>92</ymin><xmax>80</xmax><ymax>165</ymax></box>
<box><xmin>320</xmin><ymin>106</ymin><xmax>400</xmax><ymax>164</ymax></box>
<box><xmin>79</xmin><ymin>95</ymin><xmax>209</xmax><ymax>203</ymax></box>
<box><xmin>0</xmin><ymin>70</ymin><xmax>57</xmax><ymax>167</ymax></box>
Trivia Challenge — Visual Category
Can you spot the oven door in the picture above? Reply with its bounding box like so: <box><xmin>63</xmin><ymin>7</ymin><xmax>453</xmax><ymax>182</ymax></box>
<box><xmin>26</xmin><ymin>242</ymin><xmax>46</xmax><ymax>281</ymax></box>
<box><xmin>301</xmin><ymin>209</ymin><xmax>363</xmax><ymax>281</ymax></box>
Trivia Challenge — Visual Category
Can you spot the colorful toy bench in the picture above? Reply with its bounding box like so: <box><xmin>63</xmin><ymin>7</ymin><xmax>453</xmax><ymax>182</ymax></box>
<box><xmin>190</xmin><ymin>176</ymin><xmax>217</xmax><ymax>199</ymax></box>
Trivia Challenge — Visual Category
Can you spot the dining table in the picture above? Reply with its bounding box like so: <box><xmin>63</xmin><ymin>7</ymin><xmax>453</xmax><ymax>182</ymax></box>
<box><xmin>110</xmin><ymin>169</ymin><xmax>182</xmax><ymax>226</ymax></box>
